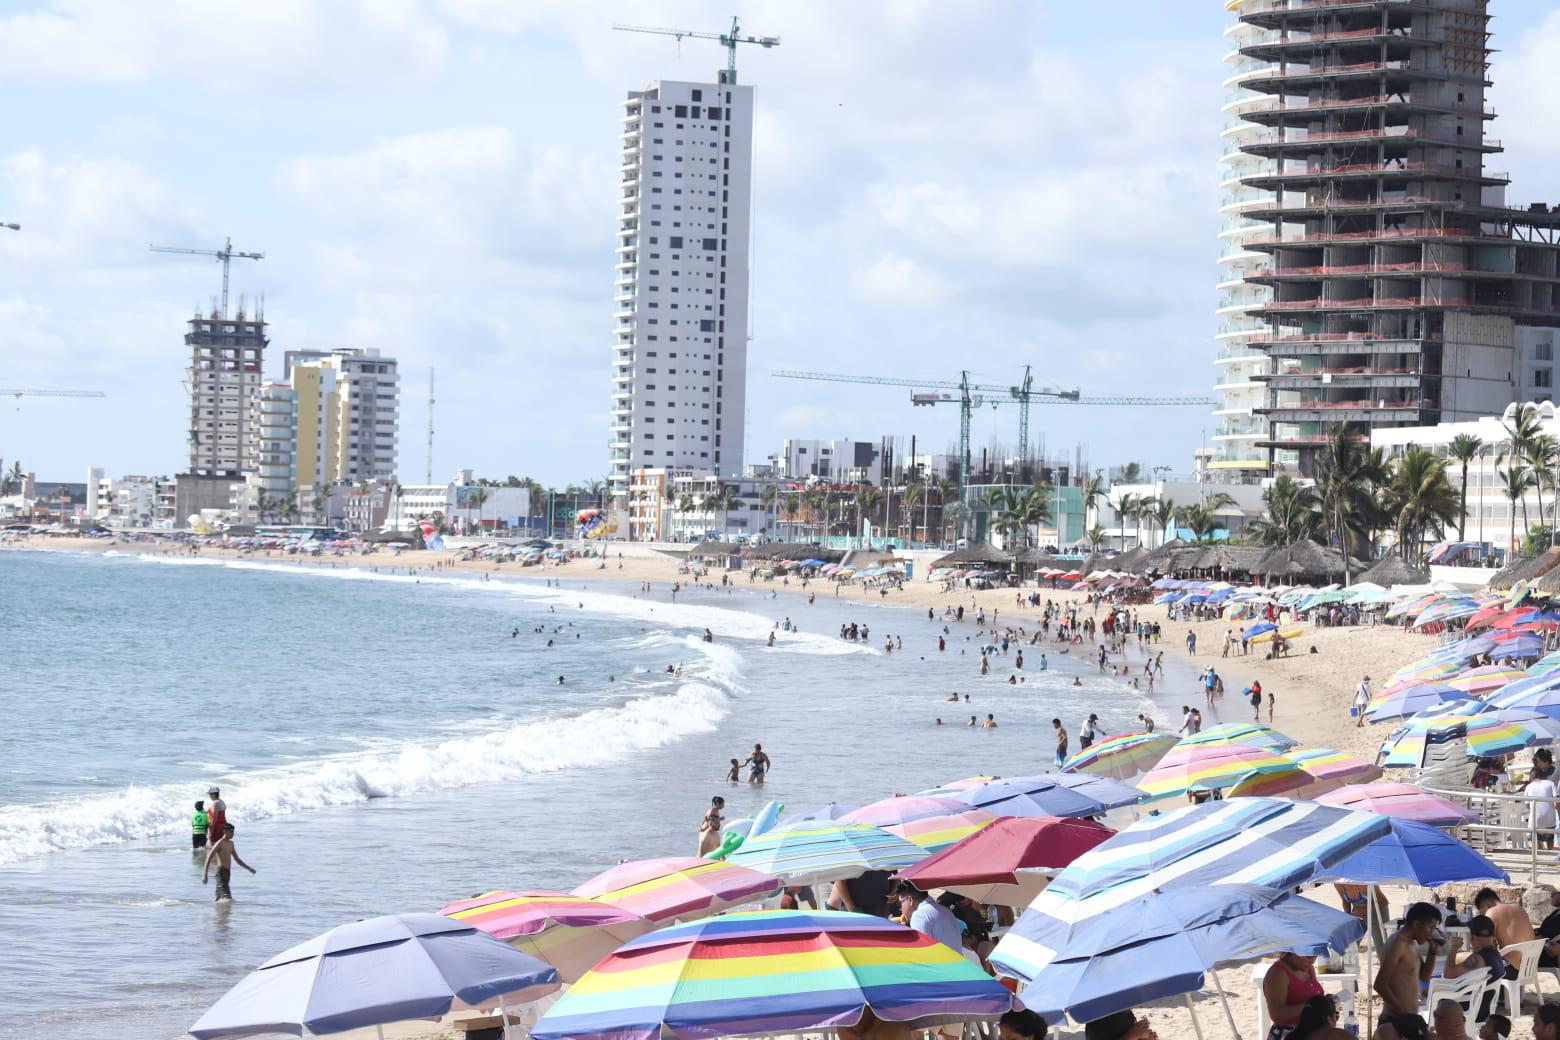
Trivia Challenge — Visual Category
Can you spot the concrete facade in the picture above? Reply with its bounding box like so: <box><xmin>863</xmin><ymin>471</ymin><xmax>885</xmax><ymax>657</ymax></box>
<box><xmin>609</xmin><ymin>78</ymin><xmax>754</xmax><ymax>500</ymax></box>
<box><xmin>186</xmin><ymin>310</ymin><xmax>266</xmax><ymax>478</ymax></box>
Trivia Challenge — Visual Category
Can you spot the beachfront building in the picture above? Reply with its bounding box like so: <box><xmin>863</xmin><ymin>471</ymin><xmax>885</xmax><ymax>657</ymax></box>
<box><xmin>608</xmin><ymin>76</ymin><xmax>755</xmax><ymax>503</ymax></box>
<box><xmin>1101</xmin><ymin>479</ymin><xmax>1265</xmax><ymax>549</ymax></box>
<box><xmin>1371</xmin><ymin>400</ymin><xmax>1559</xmax><ymax>554</ymax></box>
<box><xmin>231</xmin><ymin>381</ymin><xmax>298</xmax><ymax>523</ymax></box>
<box><xmin>385</xmin><ymin>470</ymin><xmax>531</xmax><ymax>536</ymax></box>
<box><xmin>284</xmin><ymin>348</ymin><xmax>400</xmax><ymax>489</ymax></box>
<box><xmin>1218</xmin><ymin>0</ymin><xmax>1560</xmax><ymax>480</ymax></box>
<box><xmin>186</xmin><ymin>306</ymin><xmax>266</xmax><ymax>479</ymax></box>
<box><xmin>766</xmin><ymin>439</ymin><xmax>887</xmax><ymax>484</ymax></box>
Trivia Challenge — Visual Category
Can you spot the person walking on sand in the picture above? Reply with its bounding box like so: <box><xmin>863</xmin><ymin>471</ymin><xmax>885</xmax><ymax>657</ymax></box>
<box><xmin>202</xmin><ymin>823</ymin><xmax>255</xmax><ymax>901</ymax></box>
<box><xmin>743</xmin><ymin>743</ymin><xmax>772</xmax><ymax>784</ymax></box>
<box><xmin>1354</xmin><ymin>675</ymin><xmax>1372</xmax><ymax>727</ymax></box>
<box><xmin>1186</xmin><ymin>630</ymin><xmax>1196</xmax><ymax>655</ymax></box>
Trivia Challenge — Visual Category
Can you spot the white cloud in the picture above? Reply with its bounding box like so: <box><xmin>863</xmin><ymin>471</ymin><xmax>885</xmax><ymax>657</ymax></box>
<box><xmin>852</xmin><ymin>253</ymin><xmax>949</xmax><ymax>305</ymax></box>
<box><xmin>0</xmin><ymin>0</ymin><xmax>447</xmax><ymax>88</ymax></box>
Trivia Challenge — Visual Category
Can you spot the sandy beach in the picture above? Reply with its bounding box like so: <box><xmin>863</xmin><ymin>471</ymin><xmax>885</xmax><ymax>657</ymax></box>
<box><xmin>8</xmin><ymin>534</ymin><xmax>1545</xmax><ymax>1040</ymax></box>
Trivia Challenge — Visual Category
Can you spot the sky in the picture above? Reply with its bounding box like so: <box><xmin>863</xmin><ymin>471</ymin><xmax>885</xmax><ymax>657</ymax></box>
<box><xmin>4</xmin><ymin>0</ymin><xmax>1560</xmax><ymax>486</ymax></box>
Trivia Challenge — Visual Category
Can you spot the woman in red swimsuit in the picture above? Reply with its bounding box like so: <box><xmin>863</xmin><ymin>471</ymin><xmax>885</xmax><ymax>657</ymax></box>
<box><xmin>1262</xmin><ymin>951</ymin><xmax>1324</xmax><ymax>1040</ymax></box>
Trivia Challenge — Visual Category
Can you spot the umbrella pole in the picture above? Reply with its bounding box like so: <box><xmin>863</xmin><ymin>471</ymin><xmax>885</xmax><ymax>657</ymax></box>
<box><xmin>499</xmin><ymin>994</ymin><xmax>513</xmax><ymax>1040</ymax></box>
<box><xmin>1185</xmin><ymin>994</ymin><xmax>1206</xmax><ymax>1040</ymax></box>
<box><xmin>1365</xmin><ymin>884</ymin><xmax>1376</xmax><ymax>1040</ymax></box>
<box><xmin>1209</xmin><ymin>970</ymin><xmax>1243</xmax><ymax>1040</ymax></box>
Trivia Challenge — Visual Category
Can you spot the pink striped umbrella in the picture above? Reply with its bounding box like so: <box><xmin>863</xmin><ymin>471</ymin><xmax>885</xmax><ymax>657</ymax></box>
<box><xmin>440</xmin><ymin>890</ymin><xmax>655</xmax><ymax>983</ymax></box>
<box><xmin>841</xmin><ymin>796</ymin><xmax>974</xmax><ymax>829</ymax></box>
<box><xmin>1315</xmin><ymin>783</ymin><xmax>1479</xmax><ymax>826</ymax></box>
<box><xmin>572</xmin><ymin>857</ymin><xmax>780</xmax><ymax>923</ymax></box>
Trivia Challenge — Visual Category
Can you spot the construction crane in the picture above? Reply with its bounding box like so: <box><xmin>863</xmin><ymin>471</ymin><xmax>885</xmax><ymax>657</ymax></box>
<box><xmin>613</xmin><ymin>16</ymin><xmax>779</xmax><ymax>83</ymax></box>
<box><xmin>771</xmin><ymin>368</ymin><xmax>1213</xmax><ymax>498</ymax></box>
<box><xmin>149</xmin><ymin>236</ymin><xmax>264</xmax><ymax>318</ymax></box>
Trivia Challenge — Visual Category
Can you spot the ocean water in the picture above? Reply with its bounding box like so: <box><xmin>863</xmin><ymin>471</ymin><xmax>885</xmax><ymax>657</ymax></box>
<box><xmin>0</xmin><ymin>549</ymin><xmax>1154</xmax><ymax>1039</ymax></box>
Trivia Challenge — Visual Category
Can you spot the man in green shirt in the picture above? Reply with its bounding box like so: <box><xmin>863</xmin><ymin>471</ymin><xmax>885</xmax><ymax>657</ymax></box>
<box><xmin>191</xmin><ymin>800</ymin><xmax>209</xmax><ymax>851</ymax></box>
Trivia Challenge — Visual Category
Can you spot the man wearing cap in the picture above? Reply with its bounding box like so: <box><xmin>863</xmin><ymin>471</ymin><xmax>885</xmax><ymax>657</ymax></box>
<box><xmin>205</xmin><ymin>786</ymin><xmax>226</xmax><ymax>845</ymax></box>
<box><xmin>1443</xmin><ymin>914</ymin><xmax>1508</xmax><ymax>1016</ymax></box>
<box><xmin>1354</xmin><ymin>676</ymin><xmax>1372</xmax><ymax>727</ymax></box>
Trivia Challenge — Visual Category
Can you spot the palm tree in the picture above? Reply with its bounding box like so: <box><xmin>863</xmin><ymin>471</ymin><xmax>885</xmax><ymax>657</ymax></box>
<box><xmin>1176</xmin><ymin>503</ymin><xmax>1218</xmax><ymax>543</ymax></box>
<box><xmin>1526</xmin><ymin>433</ymin><xmax>1559</xmax><ymax>545</ymax></box>
<box><xmin>1444</xmin><ymin>432</ymin><xmax>1484</xmax><ymax>542</ymax></box>
<box><xmin>1247</xmin><ymin>475</ymin><xmax>1320</xmax><ymax>546</ymax></box>
<box><xmin>1025</xmin><ymin>480</ymin><xmax>1055</xmax><ymax>546</ymax></box>
<box><xmin>1314</xmin><ymin>427</ymin><xmax>1374</xmax><ymax>584</ymax></box>
<box><xmin>709</xmin><ymin>484</ymin><xmax>739</xmax><ymax>535</ymax></box>
<box><xmin>2</xmin><ymin>459</ymin><xmax>22</xmax><ymax>496</ymax></box>
<box><xmin>902</xmin><ymin>482</ymin><xmax>924</xmax><ymax>544</ymax></box>
<box><xmin>1115</xmin><ymin>492</ymin><xmax>1138</xmax><ymax>551</ymax></box>
<box><xmin>1086</xmin><ymin>523</ymin><xmax>1105</xmax><ymax>551</ymax></box>
<box><xmin>1499</xmin><ymin>463</ymin><xmax>1535</xmax><ymax>553</ymax></box>
<box><xmin>855</xmin><ymin>486</ymin><xmax>885</xmax><ymax>546</ymax></box>
<box><xmin>806</xmin><ymin>489</ymin><xmax>830</xmax><ymax>541</ymax></box>
<box><xmin>1144</xmin><ymin>497</ymin><xmax>1176</xmax><ymax>548</ymax></box>
<box><xmin>1079</xmin><ymin>473</ymin><xmax>1108</xmax><ymax>532</ymax></box>
<box><xmin>760</xmin><ymin>484</ymin><xmax>779</xmax><ymax>539</ymax></box>
<box><xmin>465</xmin><ymin>488</ymin><xmax>488</xmax><ymax>534</ymax></box>
<box><xmin>1391</xmin><ymin>445</ymin><xmax>1459</xmax><ymax>563</ymax></box>
<box><xmin>782</xmin><ymin>492</ymin><xmax>801</xmax><ymax>540</ymax></box>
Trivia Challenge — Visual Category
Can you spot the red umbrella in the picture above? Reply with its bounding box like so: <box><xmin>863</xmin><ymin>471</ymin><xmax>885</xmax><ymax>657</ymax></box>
<box><xmin>1059</xmin><ymin>571</ymin><xmax>1083</xmax><ymax>582</ymax></box>
<box><xmin>1491</xmin><ymin>610</ymin><xmax>1542</xmax><ymax>630</ymax></box>
<box><xmin>893</xmin><ymin>816</ymin><xmax>1114</xmax><ymax>906</ymax></box>
<box><xmin>1464</xmin><ymin>606</ymin><xmax>1513</xmax><ymax>632</ymax></box>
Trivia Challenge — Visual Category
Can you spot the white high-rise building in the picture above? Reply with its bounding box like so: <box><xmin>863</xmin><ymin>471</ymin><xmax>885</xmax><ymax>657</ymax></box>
<box><xmin>608</xmin><ymin>76</ymin><xmax>755</xmax><ymax>502</ymax></box>
<box><xmin>283</xmin><ymin>348</ymin><xmax>400</xmax><ymax>486</ymax></box>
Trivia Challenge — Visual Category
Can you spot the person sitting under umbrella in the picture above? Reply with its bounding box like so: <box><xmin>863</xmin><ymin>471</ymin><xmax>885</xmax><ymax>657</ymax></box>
<box><xmin>998</xmin><ymin>1009</ymin><xmax>1048</xmax><ymax>1040</ymax></box>
<box><xmin>1262</xmin><ymin>951</ymin><xmax>1323</xmax><ymax>1040</ymax></box>
<box><xmin>1084</xmin><ymin>1009</ymin><xmax>1157</xmax><ymax>1040</ymax></box>
<box><xmin>1287</xmin><ymin>995</ymin><xmax>1351</xmax><ymax>1040</ymax></box>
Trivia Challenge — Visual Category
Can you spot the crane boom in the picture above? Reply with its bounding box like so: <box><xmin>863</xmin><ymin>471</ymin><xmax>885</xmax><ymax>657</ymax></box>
<box><xmin>149</xmin><ymin>236</ymin><xmax>264</xmax><ymax>318</ymax></box>
<box><xmin>0</xmin><ymin>389</ymin><xmax>107</xmax><ymax>398</ymax></box>
<box><xmin>613</xmin><ymin>16</ymin><xmax>779</xmax><ymax>81</ymax></box>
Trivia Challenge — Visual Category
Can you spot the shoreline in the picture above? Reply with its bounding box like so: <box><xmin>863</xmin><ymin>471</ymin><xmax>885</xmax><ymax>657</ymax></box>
<box><xmin>8</xmin><ymin>534</ymin><xmax>1432</xmax><ymax>760</ymax></box>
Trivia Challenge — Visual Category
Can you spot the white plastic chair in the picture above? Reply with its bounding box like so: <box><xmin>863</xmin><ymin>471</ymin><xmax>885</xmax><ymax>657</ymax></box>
<box><xmin>1493</xmin><ymin>939</ymin><xmax>1547</xmax><ymax>1015</ymax></box>
<box><xmin>1422</xmin><ymin>966</ymin><xmax>1490</xmax><ymax>1036</ymax></box>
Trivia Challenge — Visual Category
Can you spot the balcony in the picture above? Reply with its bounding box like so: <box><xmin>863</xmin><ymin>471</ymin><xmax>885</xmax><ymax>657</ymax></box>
<box><xmin>1256</xmin><ymin>398</ymin><xmax>1430</xmax><ymax>422</ymax></box>
<box><xmin>1248</xmin><ymin>261</ymin><xmax>1469</xmax><ymax>281</ymax></box>
<box><xmin>1243</xmin><ymin>161</ymin><xmax>1509</xmax><ymax>191</ymax></box>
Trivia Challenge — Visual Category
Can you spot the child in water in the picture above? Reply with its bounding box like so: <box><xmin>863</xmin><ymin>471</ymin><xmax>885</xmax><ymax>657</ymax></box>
<box><xmin>725</xmin><ymin>758</ymin><xmax>741</xmax><ymax>782</ymax></box>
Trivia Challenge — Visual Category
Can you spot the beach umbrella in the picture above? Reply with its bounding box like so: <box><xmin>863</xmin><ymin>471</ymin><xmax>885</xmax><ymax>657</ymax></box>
<box><xmin>1315</xmin><ymin>783</ymin><xmax>1479</xmax><ymax>826</ymax></box>
<box><xmin>1528</xmin><ymin>651</ymin><xmax>1560</xmax><ymax>676</ymax></box>
<box><xmin>1174</xmin><ymin>722</ymin><xmax>1299</xmax><ymax>752</ymax></box>
<box><xmin>894</xmin><ymin>816</ymin><xmax>1115</xmax><ymax>906</ymax></box>
<box><xmin>529</xmin><ymin>910</ymin><xmax>1013</xmax><ymax>1040</ymax></box>
<box><xmin>916</xmin><ymin>775</ymin><xmax>998</xmax><ymax>796</ymax></box>
<box><xmin>1433</xmin><ymin>635</ymin><xmax>1501</xmax><ymax>662</ymax></box>
<box><xmin>1435</xmin><ymin>667</ymin><xmax>1522</xmax><ymax>692</ymax></box>
<box><xmin>1490</xmin><ymin>636</ymin><xmax>1546</xmax><ymax>662</ymax></box>
<box><xmin>841</xmin><ymin>795</ymin><xmax>977</xmax><ymax>829</ymax></box>
<box><xmin>1060</xmin><ymin>731</ymin><xmax>1177</xmax><ymax>780</ymax></box>
<box><xmin>1138</xmin><ymin>744</ymin><xmax>1296</xmax><ymax>802</ymax></box>
<box><xmin>883</xmin><ymin>808</ymin><xmax>999</xmax><ymax>853</ymax></box>
<box><xmin>989</xmin><ymin>798</ymin><xmax>1386</xmax><ymax>1023</ymax></box>
<box><xmin>1222</xmin><ymin>760</ymin><xmax>1315</xmax><ymax>799</ymax></box>
<box><xmin>572</xmin><ymin>857</ymin><xmax>781</xmax><ymax>923</ymax></box>
<box><xmin>188</xmin><ymin>913</ymin><xmax>560</xmax><ymax>1040</ymax></box>
<box><xmin>1365</xmin><ymin>684</ymin><xmax>1477</xmax><ymax>723</ymax></box>
<box><xmin>1283</xmin><ymin>748</ymin><xmax>1382</xmax><ymax>795</ymax></box>
<box><xmin>998</xmin><ymin>884</ymin><xmax>1361</xmax><ymax>1025</ymax></box>
<box><xmin>1482</xmin><ymin>674</ymin><xmax>1560</xmax><ymax>716</ymax></box>
<box><xmin>953</xmin><ymin>773</ymin><xmax>1142</xmax><ymax>819</ymax></box>
<box><xmin>723</xmin><ymin>821</ymin><xmax>927</xmax><ymax>886</ymax></box>
<box><xmin>1463</xmin><ymin>710</ymin><xmax>1560</xmax><ymax>758</ymax></box>
<box><xmin>1242</xmin><ymin>622</ymin><xmax>1277</xmax><ymax>639</ymax></box>
<box><xmin>439</xmin><ymin>891</ymin><xmax>654</xmax><ymax>984</ymax></box>
<box><xmin>1320</xmin><ymin>818</ymin><xmax>1508</xmax><ymax>888</ymax></box>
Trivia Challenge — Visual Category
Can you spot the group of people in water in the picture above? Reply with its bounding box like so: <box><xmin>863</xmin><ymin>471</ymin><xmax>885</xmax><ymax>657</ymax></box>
<box><xmin>189</xmin><ymin>786</ymin><xmax>254</xmax><ymax>901</ymax></box>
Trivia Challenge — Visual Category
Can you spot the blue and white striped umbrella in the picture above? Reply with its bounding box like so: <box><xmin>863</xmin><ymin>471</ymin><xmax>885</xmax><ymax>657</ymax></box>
<box><xmin>723</xmin><ymin>821</ymin><xmax>926</xmax><ymax>886</ymax></box>
<box><xmin>1483</xmin><ymin>673</ymin><xmax>1560</xmax><ymax>716</ymax></box>
<box><xmin>989</xmin><ymin>798</ymin><xmax>1389</xmax><ymax>997</ymax></box>
<box><xmin>953</xmin><ymin>774</ymin><xmax>1142</xmax><ymax>819</ymax></box>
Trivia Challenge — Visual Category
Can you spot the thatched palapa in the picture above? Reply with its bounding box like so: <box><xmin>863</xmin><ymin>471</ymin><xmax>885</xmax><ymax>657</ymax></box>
<box><xmin>1354</xmin><ymin>556</ymin><xmax>1431</xmax><ymax>587</ymax></box>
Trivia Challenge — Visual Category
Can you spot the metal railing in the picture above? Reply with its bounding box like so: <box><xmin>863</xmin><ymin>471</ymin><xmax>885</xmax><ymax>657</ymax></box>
<box><xmin>1424</xmin><ymin>785</ymin><xmax>1548</xmax><ymax>884</ymax></box>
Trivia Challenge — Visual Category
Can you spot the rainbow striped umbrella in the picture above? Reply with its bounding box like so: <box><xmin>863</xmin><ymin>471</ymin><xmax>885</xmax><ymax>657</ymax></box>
<box><xmin>1060</xmin><ymin>732</ymin><xmax>1177</xmax><ymax>780</ymax></box>
<box><xmin>572</xmin><ymin>857</ymin><xmax>781</xmax><ymax>924</ymax></box>
<box><xmin>1445</xmin><ymin>666</ymin><xmax>1527</xmax><ymax>693</ymax></box>
<box><xmin>841</xmin><ymin>795</ymin><xmax>975</xmax><ymax>829</ymax></box>
<box><xmin>1379</xmin><ymin>659</ymin><xmax>1461</xmax><ymax>692</ymax></box>
<box><xmin>1138</xmin><ymin>744</ymin><xmax>1296</xmax><ymax>802</ymax></box>
<box><xmin>1174</xmin><ymin>722</ymin><xmax>1298</xmax><ymax>753</ymax></box>
<box><xmin>725</xmin><ymin>821</ymin><xmax>927</xmax><ymax>886</ymax></box>
<box><xmin>884</xmin><ymin>808</ymin><xmax>998</xmax><ymax>853</ymax></box>
<box><xmin>529</xmin><ymin>909</ymin><xmax>1013</xmax><ymax>1040</ymax></box>
<box><xmin>1285</xmin><ymin>748</ymin><xmax>1382</xmax><ymax>795</ymax></box>
<box><xmin>1464</xmin><ymin>710</ymin><xmax>1560</xmax><ymax>759</ymax></box>
<box><xmin>440</xmin><ymin>890</ymin><xmax>655</xmax><ymax>983</ymax></box>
